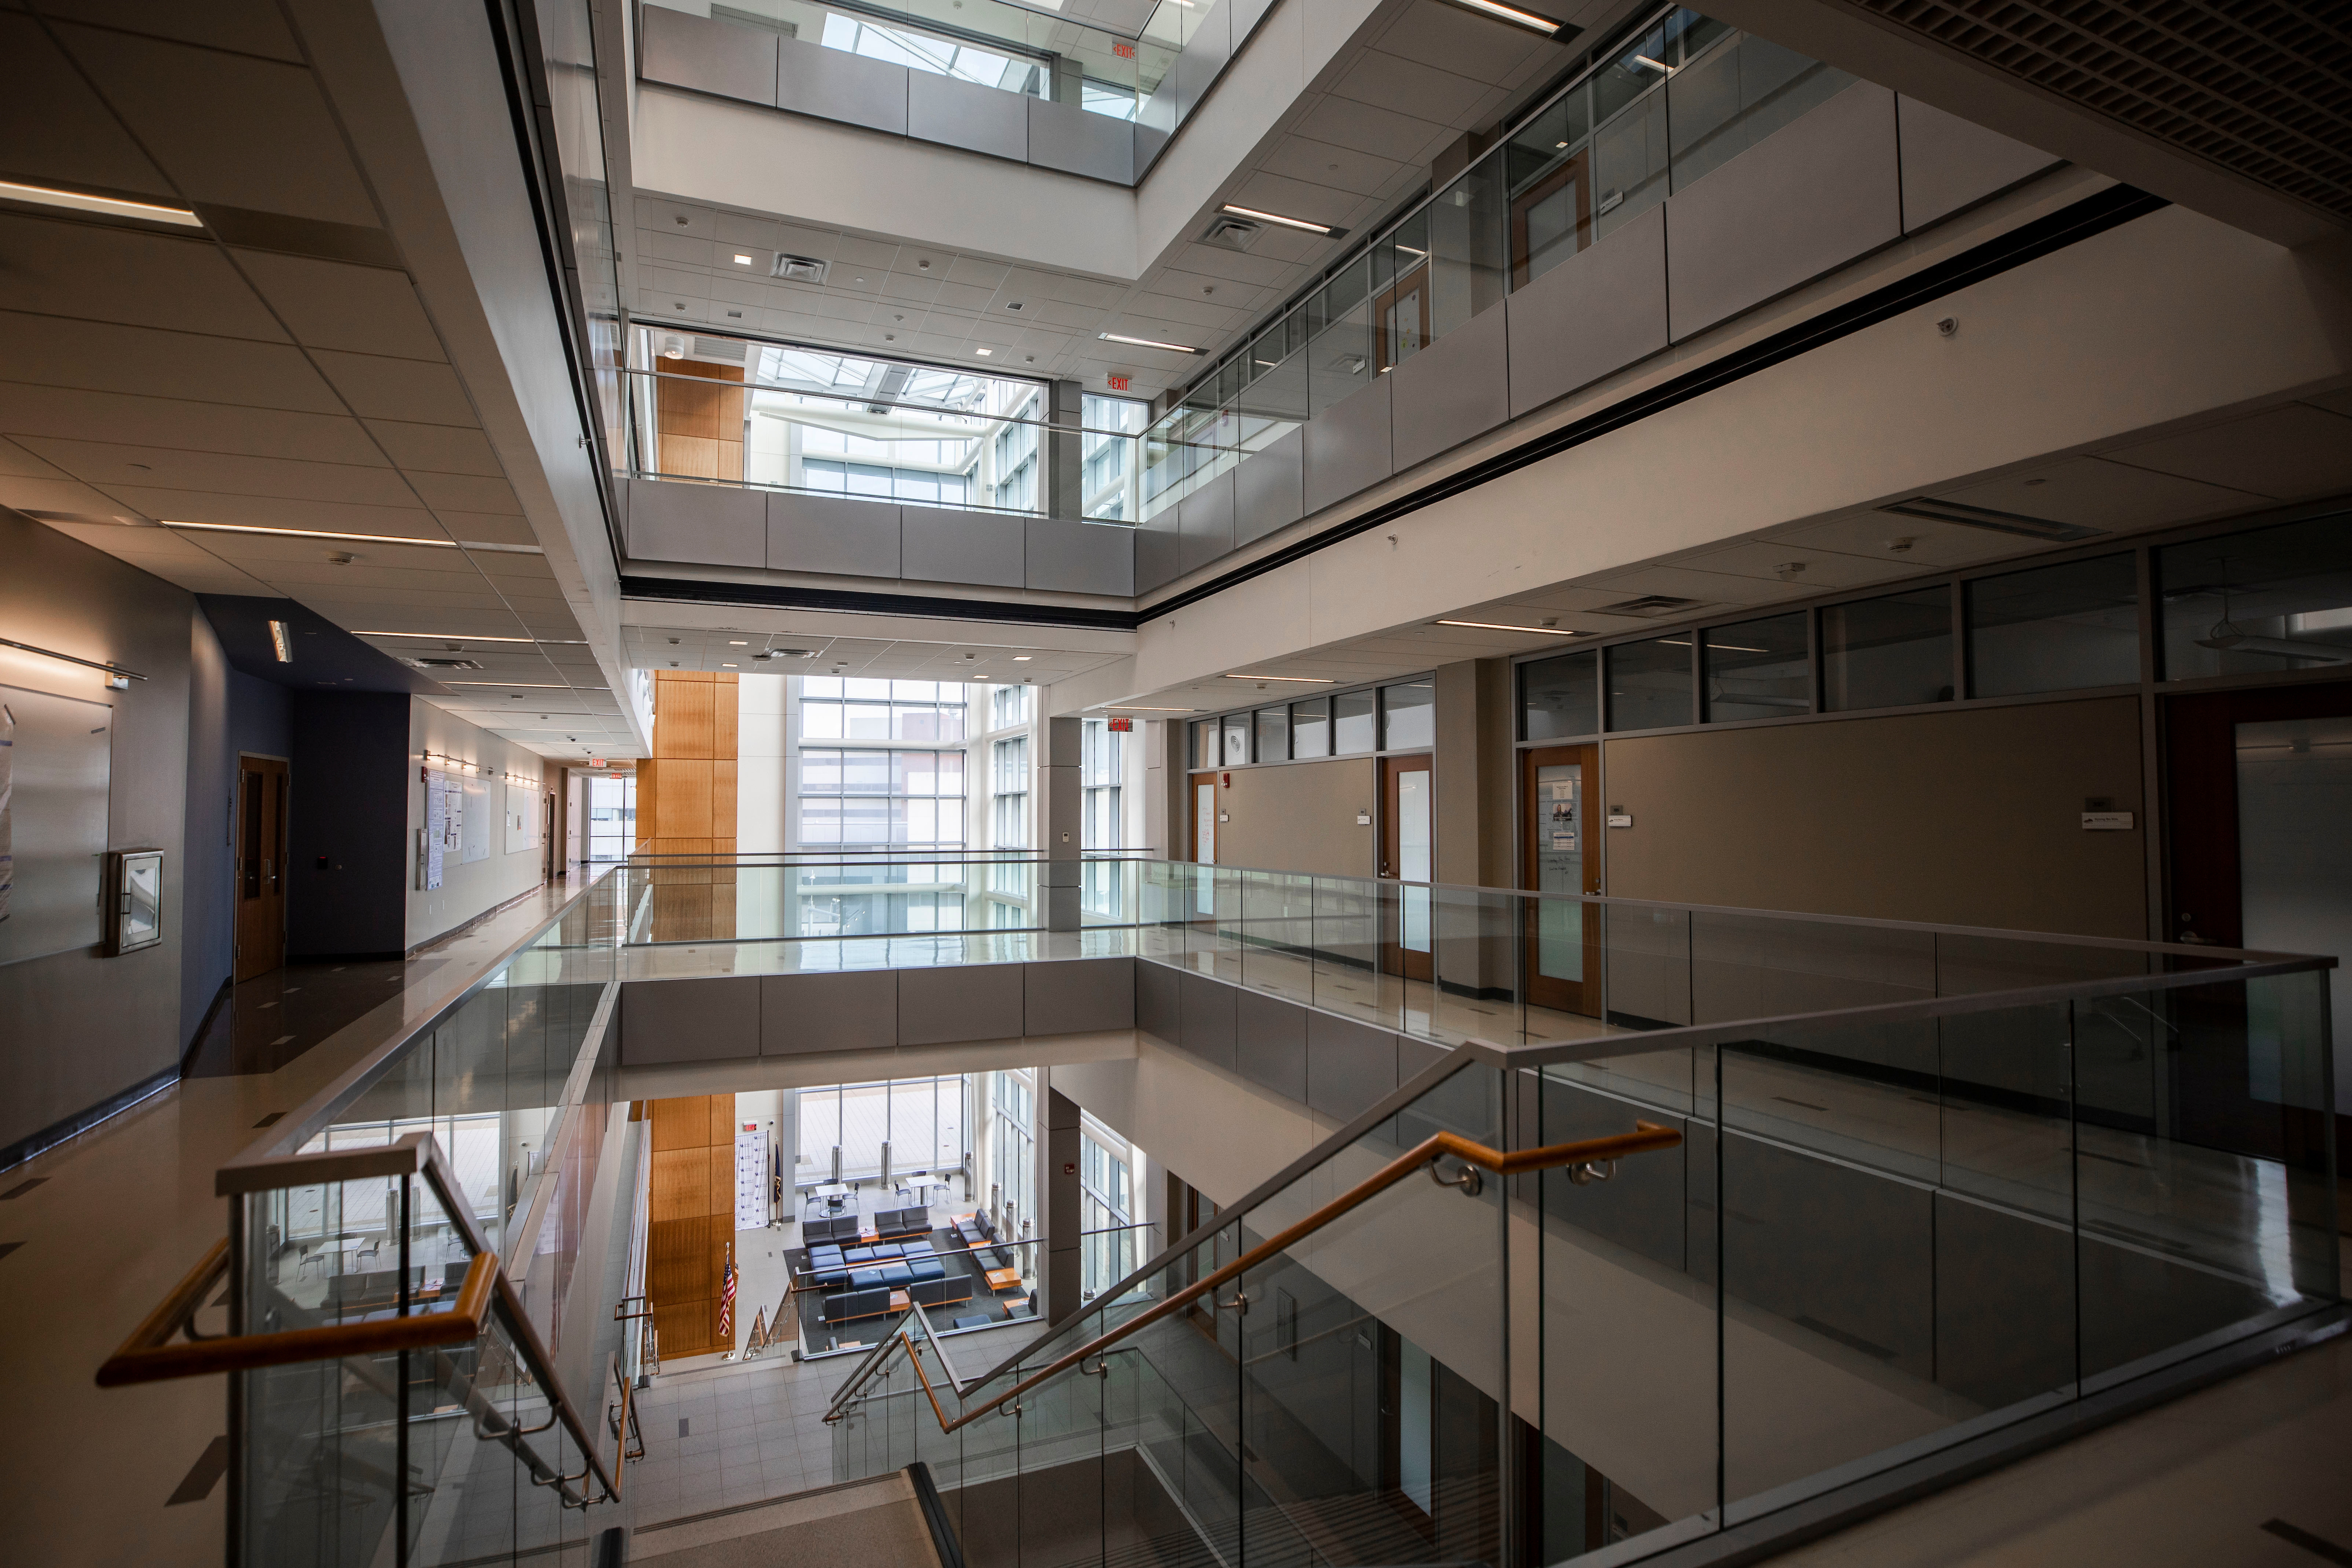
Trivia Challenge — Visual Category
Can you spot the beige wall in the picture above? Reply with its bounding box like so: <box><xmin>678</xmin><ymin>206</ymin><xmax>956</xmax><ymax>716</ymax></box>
<box><xmin>1600</xmin><ymin>696</ymin><xmax>2148</xmax><ymax>937</ymax></box>
<box><xmin>1206</xmin><ymin>756</ymin><xmax>1377</xmax><ymax>877</ymax></box>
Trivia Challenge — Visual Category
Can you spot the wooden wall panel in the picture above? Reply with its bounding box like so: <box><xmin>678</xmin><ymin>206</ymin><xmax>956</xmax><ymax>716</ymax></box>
<box><xmin>650</xmin><ymin>1149</ymin><xmax>711</xmax><ymax>1221</ymax></box>
<box><xmin>654</xmin><ymin>760</ymin><xmax>714</xmax><ymax>838</ymax></box>
<box><xmin>645</xmin><ymin>1094</ymin><xmax>735</xmax><ymax>1358</ymax></box>
<box><xmin>712</xmin><ymin>761</ymin><xmax>738</xmax><ymax>833</ymax></box>
<box><xmin>642</xmin><ymin>670</ymin><xmax>740</xmax><ymax>941</ymax></box>
<box><xmin>650</xmin><ymin>1096</ymin><xmax>707</xmax><ymax>1152</ymax></box>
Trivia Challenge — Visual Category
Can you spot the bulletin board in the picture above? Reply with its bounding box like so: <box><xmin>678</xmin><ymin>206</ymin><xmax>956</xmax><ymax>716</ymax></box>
<box><xmin>505</xmin><ymin>782</ymin><xmax>538</xmax><ymax>856</ymax></box>
<box><xmin>423</xmin><ymin>768</ymin><xmax>463</xmax><ymax>890</ymax></box>
<box><xmin>0</xmin><ymin>684</ymin><xmax>114</xmax><ymax>965</ymax></box>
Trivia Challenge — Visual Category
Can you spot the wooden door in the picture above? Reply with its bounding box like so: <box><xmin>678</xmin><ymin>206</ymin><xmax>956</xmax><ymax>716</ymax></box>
<box><xmin>1374</xmin><ymin>263</ymin><xmax>1430</xmax><ymax>373</ymax></box>
<box><xmin>1520</xmin><ymin>745</ymin><xmax>1601</xmax><ymax>1017</ymax></box>
<box><xmin>235</xmin><ymin>756</ymin><xmax>290</xmax><ymax>981</ymax></box>
<box><xmin>1510</xmin><ymin>151</ymin><xmax>1592</xmax><ymax>288</ymax></box>
<box><xmin>1379</xmin><ymin>754</ymin><xmax>1434</xmax><ymax>983</ymax></box>
<box><xmin>1190</xmin><ymin>773</ymin><xmax>1218</xmax><ymax>864</ymax></box>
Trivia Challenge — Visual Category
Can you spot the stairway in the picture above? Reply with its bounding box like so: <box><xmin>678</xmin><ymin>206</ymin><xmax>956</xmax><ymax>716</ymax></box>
<box><xmin>630</xmin><ymin>1468</ymin><xmax>954</xmax><ymax>1567</ymax></box>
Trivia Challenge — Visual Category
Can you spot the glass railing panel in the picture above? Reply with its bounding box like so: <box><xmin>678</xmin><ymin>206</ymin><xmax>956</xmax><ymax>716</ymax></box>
<box><xmin>2077</xmin><ymin>969</ymin><xmax>2340</xmax><ymax>1385</ymax></box>
<box><xmin>1536</xmin><ymin>1042</ymin><xmax>1721</xmax><ymax>1560</ymax></box>
<box><xmin>1689</xmin><ymin>907</ymin><xmax>1935</xmax><ymax>1023</ymax></box>
<box><xmin>1666</xmin><ymin>21</ymin><xmax>1853</xmax><ymax>193</ymax></box>
<box><xmin>1308</xmin><ymin>872</ymin><xmax>1391</xmax><ymax>1031</ymax></box>
<box><xmin>1426</xmin><ymin>160</ymin><xmax>1507</xmax><ymax>345</ymax></box>
<box><xmin>1716</xmin><ymin>998</ymin><xmax>2066</xmax><ymax>1516</ymax></box>
<box><xmin>1237</xmin><ymin>868</ymin><xmax>1315</xmax><ymax>1004</ymax></box>
<box><xmin>1307</xmin><ymin>256</ymin><xmax>1375</xmax><ymax>414</ymax></box>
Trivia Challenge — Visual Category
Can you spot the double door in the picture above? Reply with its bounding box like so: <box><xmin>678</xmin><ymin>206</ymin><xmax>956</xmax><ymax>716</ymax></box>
<box><xmin>235</xmin><ymin>755</ymin><xmax>289</xmax><ymax>981</ymax></box>
<box><xmin>1520</xmin><ymin>745</ymin><xmax>1601</xmax><ymax>1017</ymax></box>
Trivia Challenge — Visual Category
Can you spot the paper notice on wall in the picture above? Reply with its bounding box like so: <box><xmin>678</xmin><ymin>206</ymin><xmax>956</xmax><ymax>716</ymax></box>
<box><xmin>735</xmin><ymin>1131</ymin><xmax>769</xmax><ymax>1231</ymax></box>
<box><xmin>423</xmin><ymin>770</ymin><xmax>452</xmax><ymax>889</ymax></box>
<box><xmin>461</xmin><ymin>775</ymin><xmax>490</xmax><ymax>863</ymax></box>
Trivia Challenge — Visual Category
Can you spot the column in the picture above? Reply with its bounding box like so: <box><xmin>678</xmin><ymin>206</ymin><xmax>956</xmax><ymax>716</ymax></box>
<box><xmin>1042</xmin><ymin>713</ymin><xmax>1082</xmax><ymax>931</ymax></box>
<box><xmin>1045</xmin><ymin>377</ymin><xmax>1084</xmax><ymax>518</ymax></box>
<box><xmin>1041</xmin><ymin>1084</ymin><xmax>1082</xmax><ymax>1323</ymax></box>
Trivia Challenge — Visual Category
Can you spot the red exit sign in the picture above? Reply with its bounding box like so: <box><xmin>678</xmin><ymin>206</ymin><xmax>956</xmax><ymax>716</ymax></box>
<box><xmin>1114</xmin><ymin>41</ymin><xmax>1135</xmax><ymax>57</ymax></box>
<box><xmin>1107</xmin><ymin>374</ymin><xmax>1130</xmax><ymax>391</ymax></box>
<box><xmin>1108</xmin><ymin>715</ymin><xmax>1133</xmax><ymax>732</ymax></box>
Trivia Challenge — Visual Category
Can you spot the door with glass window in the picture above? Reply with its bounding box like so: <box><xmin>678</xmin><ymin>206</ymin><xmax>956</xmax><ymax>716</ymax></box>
<box><xmin>1374</xmin><ymin>263</ymin><xmax>1429</xmax><ymax>373</ymax></box>
<box><xmin>1379</xmin><ymin>754</ymin><xmax>1434</xmax><ymax>982</ymax></box>
<box><xmin>1521</xmin><ymin>745</ymin><xmax>1601</xmax><ymax>1017</ymax></box>
<box><xmin>234</xmin><ymin>755</ymin><xmax>289</xmax><ymax>981</ymax></box>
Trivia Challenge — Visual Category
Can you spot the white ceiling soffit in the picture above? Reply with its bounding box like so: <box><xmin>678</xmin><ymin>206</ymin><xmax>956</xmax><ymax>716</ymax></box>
<box><xmin>0</xmin><ymin>4</ymin><xmax>635</xmax><ymax>760</ymax></box>
<box><xmin>630</xmin><ymin>0</ymin><xmax>1609</xmax><ymax>399</ymax></box>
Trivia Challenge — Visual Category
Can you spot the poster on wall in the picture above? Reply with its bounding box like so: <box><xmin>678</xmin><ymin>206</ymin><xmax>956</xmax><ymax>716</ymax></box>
<box><xmin>423</xmin><ymin>768</ymin><xmax>464</xmax><ymax>890</ymax></box>
<box><xmin>460</xmin><ymin>775</ymin><xmax>490</xmax><ymax>864</ymax></box>
<box><xmin>735</xmin><ymin>1129</ymin><xmax>769</xmax><ymax>1231</ymax></box>
<box><xmin>505</xmin><ymin>782</ymin><xmax>537</xmax><ymax>856</ymax></box>
<box><xmin>0</xmin><ymin>685</ymin><xmax>114</xmax><ymax>965</ymax></box>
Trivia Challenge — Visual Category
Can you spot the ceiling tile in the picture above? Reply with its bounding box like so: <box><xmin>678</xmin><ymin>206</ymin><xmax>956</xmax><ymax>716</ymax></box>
<box><xmin>57</xmin><ymin>24</ymin><xmax>380</xmax><ymax>227</ymax></box>
<box><xmin>1370</xmin><ymin>0</ymin><xmax>1551</xmax><ymax>81</ymax></box>
<box><xmin>0</xmin><ymin>310</ymin><xmax>341</xmax><ymax>412</ymax></box>
<box><xmin>365</xmin><ymin>421</ymin><xmax>504</xmax><ymax>477</ymax></box>
<box><xmin>0</xmin><ymin>473</ymin><xmax>145</xmax><ymax>517</ymax></box>
<box><xmin>2099</xmin><ymin>405</ymin><xmax>2352</xmax><ymax>501</ymax></box>
<box><xmin>1769</xmin><ymin>511</ymin><xmax>2054</xmax><ymax>570</ymax></box>
<box><xmin>440</xmin><ymin>513</ymin><xmax>539</xmax><ymax>546</ymax></box>
<box><xmin>35</xmin><ymin>0</ymin><xmax>305</xmax><ymax>61</ymax></box>
<box><xmin>1330</xmin><ymin>49</ymin><xmax>1491</xmax><ymax>126</ymax></box>
<box><xmin>1293</xmin><ymin>93</ymin><xmax>1451</xmax><ymax>165</ymax></box>
<box><xmin>407</xmin><ymin>471</ymin><xmax>522</xmax><ymax>514</ymax></box>
<box><xmin>0</xmin><ymin>212</ymin><xmax>287</xmax><ymax>340</ymax></box>
<box><xmin>0</xmin><ymin>15</ymin><xmax>177</xmax><ymax>198</ymax></box>
<box><xmin>232</xmin><ymin>251</ymin><xmax>446</xmax><ymax>360</ymax></box>
<box><xmin>1928</xmin><ymin>455</ymin><xmax>2266</xmax><ymax>530</ymax></box>
<box><xmin>309</xmin><ymin>352</ymin><xmax>478</xmax><ymax>426</ymax></box>
<box><xmin>0</xmin><ymin>384</ymin><xmax>382</xmax><ymax>466</ymax></box>
<box><xmin>16</xmin><ymin>437</ymin><xmax>418</xmax><ymax>507</ymax></box>
<box><xmin>99</xmin><ymin>487</ymin><xmax>447</xmax><ymax>537</ymax></box>
<box><xmin>1253</xmin><ymin>135</ymin><xmax>1406</xmax><ymax>197</ymax></box>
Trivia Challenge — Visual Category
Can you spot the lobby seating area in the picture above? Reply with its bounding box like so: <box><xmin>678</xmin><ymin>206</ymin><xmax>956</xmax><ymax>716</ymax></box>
<box><xmin>786</xmin><ymin>1206</ymin><xmax>1037</xmax><ymax>1352</ymax></box>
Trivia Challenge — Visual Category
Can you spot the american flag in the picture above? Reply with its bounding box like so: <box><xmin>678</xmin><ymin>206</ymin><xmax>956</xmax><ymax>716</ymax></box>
<box><xmin>719</xmin><ymin>1244</ymin><xmax>736</xmax><ymax>1340</ymax></box>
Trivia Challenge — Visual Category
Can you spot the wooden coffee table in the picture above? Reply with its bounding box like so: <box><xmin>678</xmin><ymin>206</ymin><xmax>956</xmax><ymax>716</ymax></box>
<box><xmin>888</xmin><ymin>1289</ymin><xmax>910</xmax><ymax>1312</ymax></box>
<box><xmin>984</xmin><ymin>1267</ymin><xmax>1023</xmax><ymax>1293</ymax></box>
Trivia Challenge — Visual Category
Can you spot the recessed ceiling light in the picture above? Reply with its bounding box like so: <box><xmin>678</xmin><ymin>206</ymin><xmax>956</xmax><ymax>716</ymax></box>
<box><xmin>1435</xmin><ymin>619</ymin><xmax>1583</xmax><ymax>635</ymax></box>
<box><xmin>733</xmin><ymin>253</ymin><xmax>754</xmax><ymax>265</ymax></box>
<box><xmin>269</xmin><ymin>620</ymin><xmax>293</xmax><ymax>662</ymax></box>
<box><xmin>1100</xmin><ymin>331</ymin><xmax>1203</xmax><ymax>354</ymax></box>
<box><xmin>0</xmin><ymin>179</ymin><xmax>203</xmax><ymax>227</ymax></box>
<box><xmin>1012</xmin><ymin>655</ymin><xmax>1031</xmax><ymax>661</ymax></box>
<box><xmin>1222</xmin><ymin>673</ymin><xmax>1334</xmax><ymax>683</ymax></box>
<box><xmin>356</xmin><ymin>631</ymin><xmax>583</xmax><ymax>643</ymax></box>
<box><xmin>729</xmin><ymin>639</ymin><xmax>749</xmax><ymax>645</ymax></box>
<box><xmin>1446</xmin><ymin>0</ymin><xmax>1570</xmax><ymax>35</ymax></box>
<box><xmin>1219</xmin><ymin>203</ymin><xmax>1335</xmax><ymax>236</ymax></box>
<box><xmin>976</xmin><ymin>346</ymin><xmax>993</xmax><ymax>356</ymax></box>
<box><xmin>721</xmin><ymin>662</ymin><xmax>737</xmax><ymax>667</ymax></box>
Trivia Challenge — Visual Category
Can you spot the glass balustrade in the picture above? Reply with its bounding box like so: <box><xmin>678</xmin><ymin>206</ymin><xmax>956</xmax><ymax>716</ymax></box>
<box><xmin>822</xmin><ymin>950</ymin><xmax>2336</xmax><ymax>1565</ymax></box>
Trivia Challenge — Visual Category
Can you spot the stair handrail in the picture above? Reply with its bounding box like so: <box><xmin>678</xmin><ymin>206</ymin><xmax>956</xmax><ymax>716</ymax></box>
<box><xmin>822</xmin><ymin>1120</ymin><xmax>1681</xmax><ymax>1432</ymax></box>
<box><xmin>98</xmin><ymin>1131</ymin><xmax>622</xmax><ymax>1509</ymax></box>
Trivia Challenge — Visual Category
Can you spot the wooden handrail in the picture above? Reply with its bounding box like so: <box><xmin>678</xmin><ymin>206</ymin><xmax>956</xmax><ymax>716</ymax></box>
<box><xmin>824</xmin><ymin>1121</ymin><xmax>1680</xmax><ymax>1432</ymax></box>
<box><xmin>97</xmin><ymin>1252</ymin><xmax>498</xmax><ymax>1387</ymax></box>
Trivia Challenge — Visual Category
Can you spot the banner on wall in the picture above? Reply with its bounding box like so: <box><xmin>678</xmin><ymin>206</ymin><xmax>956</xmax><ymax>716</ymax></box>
<box><xmin>423</xmin><ymin>768</ymin><xmax>464</xmax><ymax>890</ymax></box>
<box><xmin>734</xmin><ymin>1129</ymin><xmax>768</xmax><ymax>1231</ymax></box>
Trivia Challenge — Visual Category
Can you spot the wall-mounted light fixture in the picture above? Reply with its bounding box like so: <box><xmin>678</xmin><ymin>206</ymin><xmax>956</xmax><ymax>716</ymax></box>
<box><xmin>0</xmin><ymin>636</ymin><xmax>146</xmax><ymax>688</ymax></box>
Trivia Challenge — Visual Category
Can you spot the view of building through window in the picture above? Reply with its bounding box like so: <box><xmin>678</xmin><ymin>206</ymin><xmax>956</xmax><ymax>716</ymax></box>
<box><xmin>797</xmin><ymin>679</ymin><xmax>969</xmax><ymax>848</ymax></box>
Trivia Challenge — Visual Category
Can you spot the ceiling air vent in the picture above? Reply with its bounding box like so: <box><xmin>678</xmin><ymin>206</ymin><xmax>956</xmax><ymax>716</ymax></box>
<box><xmin>754</xmin><ymin>648</ymin><xmax>815</xmax><ymax>661</ymax></box>
<box><xmin>690</xmin><ymin>335</ymin><xmax>748</xmax><ymax>364</ymax></box>
<box><xmin>1595</xmin><ymin>594</ymin><xmax>1699</xmax><ymax>617</ymax></box>
<box><xmin>771</xmin><ymin>253</ymin><xmax>829</xmax><ymax>284</ymax></box>
<box><xmin>1877</xmin><ymin>497</ymin><xmax>2105</xmax><ymax>542</ymax></box>
<box><xmin>1201</xmin><ymin>215</ymin><xmax>1262</xmax><ymax>251</ymax></box>
<box><xmin>404</xmin><ymin>657</ymin><xmax>484</xmax><ymax>671</ymax></box>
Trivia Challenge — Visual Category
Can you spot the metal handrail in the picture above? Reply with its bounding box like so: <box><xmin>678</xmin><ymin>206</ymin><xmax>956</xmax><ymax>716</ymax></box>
<box><xmin>101</xmin><ymin>1133</ymin><xmax>623</xmax><ymax>1509</ymax></box>
<box><xmin>822</xmin><ymin>1121</ymin><xmax>1680</xmax><ymax>1430</ymax></box>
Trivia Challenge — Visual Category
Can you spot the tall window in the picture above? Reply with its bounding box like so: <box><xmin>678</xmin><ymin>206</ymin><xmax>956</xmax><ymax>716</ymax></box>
<box><xmin>991</xmin><ymin>393</ymin><xmax>1039</xmax><ymax>513</ymax></box>
<box><xmin>794</xmin><ymin>1075</ymin><xmax>966</xmax><ymax>1188</ymax></box>
<box><xmin>991</xmin><ymin>683</ymin><xmax>1033</xmax><ymax>730</ymax></box>
<box><xmin>1079</xmin><ymin>1121</ymin><xmax>1134</xmax><ymax>1300</ymax></box>
<box><xmin>585</xmin><ymin>774</ymin><xmax>636</xmax><ymax>862</ymax></box>
<box><xmin>1081</xmin><ymin>718</ymin><xmax>1122</xmax><ymax>915</ymax></box>
<box><xmin>990</xmin><ymin>735</ymin><xmax>1030</xmax><ymax>849</ymax></box>
<box><xmin>1082</xmin><ymin>394</ymin><xmax>1149</xmax><ymax>521</ymax></box>
<box><xmin>798</xmin><ymin>678</ymin><xmax>967</xmax><ymax>848</ymax></box>
<box><xmin>989</xmin><ymin>1070</ymin><xmax>1036</xmax><ymax>1243</ymax></box>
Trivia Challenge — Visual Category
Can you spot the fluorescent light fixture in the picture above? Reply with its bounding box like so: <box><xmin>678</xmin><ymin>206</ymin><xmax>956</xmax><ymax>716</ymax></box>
<box><xmin>1705</xmin><ymin>643</ymin><xmax>1769</xmax><ymax>653</ymax></box>
<box><xmin>1220</xmin><ymin>203</ymin><xmax>1334</xmax><ymax>236</ymax></box>
<box><xmin>355</xmin><ymin>631</ymin><xmax>584</xmax><ymax>643</ymax></box>
<box><xmin>1444</xmin><ymin>0</ymin><xmax>1566</xmax><ymax>33</ymax></box>
<box><xmin>1632</xmin><ymin>53</ymin><xmax>1671</xmax><ymax>72</ymax></box>
<box><xmin>1435</xmin><ymin>619</ymin><xmax>1582</xmax><ymax>635</ymax></box>
<box><xmin>269</xmin><ymin>621</ymin><xmax>294</xmax><ymax>662</ymax></box>
<box><xmin>166</xmin><ymin>521</ymin><xmax>458</xmax><ymax>549</ymax></box>
<box><xmin>1102</xmin><ymin>705</ymin><xmax>1196</xmax><ymax>711</ymax></box>
<box><xmin>976</xmin><ymin>346</ymin><xmax>993</xmax><ymax>356</ymax></box>
<box><xmin>0</xmin><ymin>180</ymin><xmax>203</xmax><ymax>227</ymax></box>
<box><xmin>733</xmin><ymin>253</ymin><xmax>754</xmax><ymax>265</ymax></box>
<box><xmin>441</xmin><ymin>681</ymin><xmax>611</xmax><ymax>689</ymax></box>
<box><xmin>1099</xmin><ymin>331</ymin><xmax>1203</xmax><ymax>354</ymax></box>
<box><xmin>1222</xmin><ymin>673</ymin><xmax>1334</xmax><ymax>683</ymax></box>
<box><xmin>1012</xmin><ymin>655</ymin><xmax>1031</xmax><ymax>661</ymax></box>
<box><xmin>728</xmin><ymin>639</ymin><xmax>749</xmax><ymax>645</ymax></box>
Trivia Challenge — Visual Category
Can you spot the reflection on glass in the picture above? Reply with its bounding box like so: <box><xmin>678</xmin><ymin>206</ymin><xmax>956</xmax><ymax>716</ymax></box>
<box><xmin>1254</xmin><ymin>705</ymin><xmax>1290</xmax><ymax>762</ymax></box>
<box><xmin>1334</xmin><ymin>690</ymin><xmax>1376</xmax><ymax>754</ymax></box>
<box><xmin>1607</xmin><ymin>637</ymin><xmax>1692</xmax><ymax>731</ymax></box>
<box><xmin>1223</xmin><ymin>712</ymin><xmax>1251</xmax><ymax>765</ymax></box>
<box><xmin>1190</xmin><ymin>717</ymin><xmax>1219</xmax><ymax>768</ymax></box>
<box><xmin>1523</xmin><ymin>648</ymin><xmax>1598</xmax><ymax>739</ymax></box>
<box><xmin>1821</xmin><ymin>588</ymin><xmax>1954</xmax><ymax>711</ymax></box>
<box><xmin>1704</xmin><ymin>612</ymin><xmax>1810</xmax><ymax>720</ymax></box>
<box><xmin>1382</xmin><ymin>681</ymin><xmax>1435</xmax><ymax>751</ymax></box>
<box><xmin>1967</xmin><ymin>554</ymin><xmax>2139</xmax><ymax>696</ymax></box>
<box><xmin>1290</xmin><ymin>697</ymin><xmax>1330</xmax><ymax>758</ymax></box>
<box><xmin>2157</xmin><ymin>514</ymin><xmax>2352</xmax><ymax>681</ymax></box>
